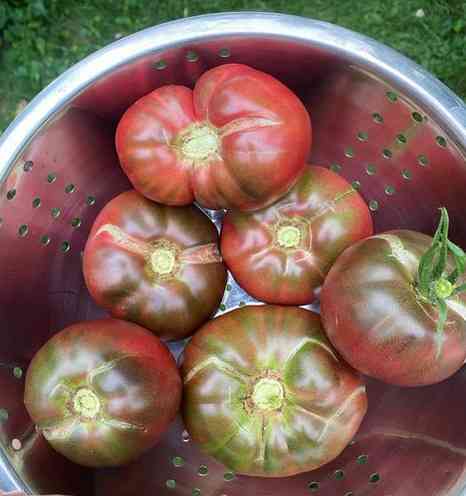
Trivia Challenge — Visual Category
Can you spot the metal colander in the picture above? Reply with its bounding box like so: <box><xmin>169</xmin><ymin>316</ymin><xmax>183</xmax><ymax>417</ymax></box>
<box><xmin>1</xmin><ymin>12</ymin><xmax>466</xmax><ymax>496</ymax></box>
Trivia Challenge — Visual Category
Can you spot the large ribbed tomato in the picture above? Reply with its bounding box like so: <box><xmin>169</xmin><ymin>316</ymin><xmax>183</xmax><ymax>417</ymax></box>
<box><xmin>221</xmin><ymin>166</ymin><xmax>373</xmax><ymax>304</ymax></box>
<box><xmin>24</xmin><ymin>319</ymin><xmax>181</xmax><ymax>468</ymax></box>
<box><xmin>115</xmin><ymin>63</ymin><xmax>311</xmax><ymax>211</ymax></box>
<box><xmin>321</xmin><ymin>209</ymin><xmax>466</xmax><ymax>386</ymax></box>
<box><xmin>182</xmin><ymin>305</ymin><xmax>367</xmax><ymax>477</ymax></box>
<box><xmin>83</xmin><ymin>190</ymin><xmax>227</xmax><ymax>340</ymax></box>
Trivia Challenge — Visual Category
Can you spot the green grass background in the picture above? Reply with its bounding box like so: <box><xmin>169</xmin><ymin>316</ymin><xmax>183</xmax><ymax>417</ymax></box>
<box><xmin>0</xmin><ymin>0</ymin><xmax>465</xmax><ymax>132</ymax></box>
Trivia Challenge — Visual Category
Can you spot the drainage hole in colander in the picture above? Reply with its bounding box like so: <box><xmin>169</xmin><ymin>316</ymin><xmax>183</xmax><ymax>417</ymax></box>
<box><xmin>32</xmin><ymin>197</ymin><xmax>41</xmax><ymax>208</ymax></box>
<box><xmin>18</xmin><ymin>224</ymin><xmax>29</xmax><ymax>237</ymax></box>
<box><xmin>65</xmin><ymin>183</ymin><xmax>76</xmax><ymax>194</ymax></box>
<box><xmin>330</xmin><ymin>163</ymin><xmax>342</xmax><ymax>173</ymax></box>
<box><xmin>366</xmin><ymin>164</ymin><xmax>377</xmax><ymax>175</ymax></box>
<box><xmin>192</xmin><ymin>489</ymin><xmax>201</xmax><ymax>496</ymax></box>
<box><xmin>369</xmin><ymin>472</ymin><xmax>380</xmax><ymax>483</ymax></box>
<box><xmin>40</xmin><ymin>235</ymin><xmax>51</xmax><ymax>246</ymax></box>
<box><xmin>308</xmin><ymin>481</ymin><xmax>320</xmax><ymax>492</ymax></box>
<box><xmin>396</xmin><ymin>133</ymin><xmax>407</xmax><ymax>144</ymax></box>
<box><xmin>351</xmin><ymin>180</ymin><xmax>361</xmax><ymax>191</ymax></box>
<box><xmin>344</xmin><ymin>492</ymin><xmax>354</xmax><ymax>496</ymax></box>
<box><xmin>166</xmin><ymin>479</ymin><xmax>176</xmax><ymax>489</ymax></box>
<box><xmin>13</xmin><ymin>367</ymin><xmax>22</xmax><ymax>379</ymax></box>
<box><xmin>385</xmin><ymin>185</ymin><xmax>396</xmax><ymax>195</ymax></box>
<box><xmin>23</xmin><ymin>160</ymin><xmax>33</xmax><ymax>172</ymax></box>
<box><xmin>61</xmin><ymin>241</ymin><xmax>71</xmax><ymax>253</ymax></box>
<box><xmin>357</xmin><ymin>454</ymin><xmax>368</xmax><ymax>464</ymax></box>
<box><xmin>219</xmin><ymin>304</ymin><xmax>226</xmax><ymax>311</ymax></box>
<box><xmin>382</xmin><ymin>149</ymin><xmax>393</xmax><ymax>159</ymax></box>
<box><xmin>372</xmin><ymin>112</ymin><xmax>384</xmax><ymax>124</ymax></box>
<box><xmin>219</xmin><ymin>48</ymin><xmax>231</xmax><ymax>58</ymax></box>
<box><xmin>357</xmin><ymin>131</ymin><xmax>368</xmax><ymax>142</ymax></box>
<box><xmin>154</xmin><ymin>60</ymin><xmax>167</xmax><ymax>71</ymax></box>
<box><xmin>47</xmin><ymin>173</ymin><xmax>57</xmax><ymax>183</ymax></box>
<box><xmin>186</xmin><ymin>50</ymin><xmax>199</xmax><ymax>62</ymax></box>
<box><xmin>412</xmin><ymin>111</ymin><xmax>424</xmax><ymax>123</ymax></box>
<box><xmin>198</xmin><ymin>464</ymin><xmax>208</xmax><ymax>477</ymax></box>
<box><xmin>369</xmin><ymin>200</ymin><xmax>379</xmax><ymax>212</ymax></box>
<box><xmin>0</xmin><ymin>409</ymin><xmax>8</xmax><ymax>422</ymax></box>
<box><xmin>6</xmin><ymin>189</ymin><xmax>16</xmax><ymax>200</ymax></box>
<box><xmin>344</xmin><ymin>147</ymin><xmax>354</xmax><ymax>158</ymax></box>
<box><xmin>418</xmin><ymin>154</ymin><xmax>429</xmax><ymax>166</ymax></box>
<box><xmin>87</xmin><ymin>195</ymin><xmax>96</xmax><ymax>206</ymax></box>
<box><xmin>386</xmin><ymin>90</ymin><xmax>398</xmax><ymax>102</ymax></box>
<box><xmin>51</xmin><ymin>207</ymin><xmax>61</xmax><ymax>219</ymax></box>
<box><xmin>71</xmin><ymin>217</ymin><xmax>82</xmax><ymax>228</ymax></box>
<box><xmin>226</xmin><ymin>284</ymin><xmax>232</xmax><ymax>291</ymax></box>
<box><xmin>239</xmin><ymin>301</ymin><xmax>246</xmax><ymax>306</ymax></box>
<box><xmin>436</xmin><ymin>136</ymin><xmax>447</xmax><ymax>148</ymax></box>
<box><xmin>402</xmin><ymin>169</ymin><xmax>412</xmax><ymax>180</ymax></box>
<box><xmin>334</xmin><ymin>469</ymin><xmax>345</xmax><ymax>480</ymax></box>
<box><xmin>11</xmin><ymin>439</ymin><xmax>22</xmax><ymax>451</ymax></box>
<box><xmin>172</xmin><ymin>456</ymin><xmax>185</xmax><ymax>467</ymax></box>
<box><xmin>224</xmin><ymin>471</ymin><xmax>235</xmax><ymax>482</ymax></box>
<box><xmin>181</xmin><ymin>430</ymin><xmax>190</xmax><ymax>442</ymax></box>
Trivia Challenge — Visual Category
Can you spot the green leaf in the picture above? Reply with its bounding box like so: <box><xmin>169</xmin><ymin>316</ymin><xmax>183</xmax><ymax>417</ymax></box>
<box><xmin>432</xmin><ymin>208</ymin><xmax>449</xmax><ymax>279</ymax></box>
<box><xmin>453</xmin><ymin>283</ymin><xmax>466</xmax><ymax>296</ymax></box>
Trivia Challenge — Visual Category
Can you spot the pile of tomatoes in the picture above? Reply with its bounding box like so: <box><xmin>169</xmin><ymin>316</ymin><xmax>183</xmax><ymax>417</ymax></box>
<box><xmin>24</xmin><ymin>64</ymin><xmax>466</xmax><ymax>479</ymax></box>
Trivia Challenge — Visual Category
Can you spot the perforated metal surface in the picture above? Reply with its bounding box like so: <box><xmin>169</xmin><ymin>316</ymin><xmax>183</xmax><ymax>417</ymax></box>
<box><xmin>0</xmin><ymin>12</ymin><xmax>466</xmax><ymax>496</ymax></box>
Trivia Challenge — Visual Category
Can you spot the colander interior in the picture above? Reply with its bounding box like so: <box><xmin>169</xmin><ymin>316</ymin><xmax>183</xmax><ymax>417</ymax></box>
<box><xmin>0</xmin><ymin>13</ymin><xmax>466</xmax><ymax>496</ymax></box>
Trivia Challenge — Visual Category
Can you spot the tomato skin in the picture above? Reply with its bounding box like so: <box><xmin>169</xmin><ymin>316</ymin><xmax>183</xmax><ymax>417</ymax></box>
<box><xmin>83</xmin><ymin>190</ymin><xmax>227</xmax><ymax>340</ymax></box>
<box><xmin>24</xmin><ymin>319</ymin><xmax>182</xmax><ymax>467</ymax></box>
<box><xmin>220</xmin><ymin>166</ymin><xmax>373</xmax><ymax>304</ymax></box>
<box><xmin>321</xmin><ymin>231</ymin><xmax>466</xmax><ymax>386</ymax></box>
<box><xmin>182</xmin><ymin>305</ymin><xmax>367</xmax><ymax>477</ymax></box>
<box><xmin>115</xmin><ymin>64</ymin><xmax>311</xmax><ymax>211</ymax></box>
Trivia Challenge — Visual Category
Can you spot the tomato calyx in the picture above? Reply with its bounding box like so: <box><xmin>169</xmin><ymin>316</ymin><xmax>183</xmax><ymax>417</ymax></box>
<box><xmin>273</xmin><ymin>218</ymin><xmax>309</xmax><ymax>251</ymax></box>
<box><xmin>175</xmin><ymin>122</ymin><xmax>220</xmax><ymax>165</ymax></box>
<box><xmin>416</xmin><ymin>208</ymin><xmax>466</xmax><ymax>346</ymax></box>
<box><xmin>244</xmin><ymin>370</ymin><xmax>285</xmax><ymax>415</ymax></box>
<box><xmin>72</xmin><ymin>387</ymin><xmax>101</xmax><ymax>419</ymax></box>
<box><xmin>147</xmin><ymin>240</ymin><xmax>179</xmax><ymax>278</ymax></box>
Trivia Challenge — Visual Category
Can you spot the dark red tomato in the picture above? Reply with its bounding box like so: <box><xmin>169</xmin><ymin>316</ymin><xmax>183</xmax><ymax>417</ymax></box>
<box><xmin>83</xmin><ymin>190</ymin><xmax>227</xmax><ymax>340</ymax></box>
<box><xmin>24</xmin><ymin>319</ymin><xmax>182</xmax><ymax>467</ymax></box>
<box><xmin>220</xmin><ymin>166</ymin><xmax>373</xmax><ymax>305</ymax></box>
<box><xmin>115</xmin><ymin>63</ymin><xmax>311</xmax><ymax>211</ymax></box>
<box><xmin>321</xmin><ymin>214</ymin><xmax>466</xmax><ymax>386</ymax></box>
<box><xmin>182</xmin><ymin>305</ymin><xmax>367</xmax><ymax>477</ymax></box>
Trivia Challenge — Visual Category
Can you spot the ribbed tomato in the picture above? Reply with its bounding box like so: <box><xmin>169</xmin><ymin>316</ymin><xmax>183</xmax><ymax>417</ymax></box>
<box><xmin>182</xmin><ymin>305</ymin><xmax>367</xmax><ymax>477</ymax></box>
<box><xmin>24</xmin><ymin>319</ymin><xmax>181</xmax><ymax>467</ymax></box>
<box><xmin>221</xmin><ymin>166</ymin><xmax>373</xmax><ymax>304</ymax></box>
<box><xmin>321</xmin><ymin>209</ymin><xmax>466</xmax><ymax>386</ymax></box>
<box><xmin>83</xmin><ymin>190</ymin><xmax>227</xmax><ymax>340</ymax></box>
<box><xmin>115</xmin><ymin>63</ymin><xmax>311</xmax><ymax>211</ymax></box>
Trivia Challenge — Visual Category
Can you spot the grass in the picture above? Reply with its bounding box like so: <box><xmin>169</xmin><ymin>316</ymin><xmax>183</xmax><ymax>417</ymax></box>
<box><xmin>0</xmin><ymin>0</ymin><xmax>465</xmax><ymax>131</ymax></box>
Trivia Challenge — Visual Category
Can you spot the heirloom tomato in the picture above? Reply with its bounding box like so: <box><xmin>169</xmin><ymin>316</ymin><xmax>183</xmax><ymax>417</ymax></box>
<box><xmin>321</xmin><ymin>209</ymin><xmax>466</xmax><ymax>386</ymax></box>
<box><xmin>221</xmin><ymin>166</ymin><xmax>373</xmax><ymax>304</ymax></box>
<box><xmin>115</xmin><ymin>63</ymin><xmax>311</xmax><ymax>211</ymax></box>
<box><xmin>83</xmin><ymin>190</ymin><xmax>227</xmax><ymax>340</ymax></box>
<box><xmin>182</xmin><ymin>305</ymin><xmax>367</xmax><ymax>477</ymax></box>
<box><xmin>24</xmin><ymin>319</ymin><xmax>181</xmax><ymax>467</ymax></box>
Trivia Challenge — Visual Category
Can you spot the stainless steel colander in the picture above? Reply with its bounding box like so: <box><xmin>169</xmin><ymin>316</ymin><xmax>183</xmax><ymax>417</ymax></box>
<box><xmin>1</xmin><ymin>12</ymin><xmax>466</xmax><ymax>496</ymax></box>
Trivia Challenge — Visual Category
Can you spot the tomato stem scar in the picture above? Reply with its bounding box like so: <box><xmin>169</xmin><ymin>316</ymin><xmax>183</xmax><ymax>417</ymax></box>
<box><xmin>177</xmin><ymin>123</ymin><xmax>220</xmax><ymax>163</ymax></box>
<box><xmin>73</xmin><ymin>388</ymin><xmax>101</xmax><ymax>419</ymax></box>
<box><xmin>252</xmin><ymin>378</ymin><xmax>284</xmax><ymax>411</ymax></box>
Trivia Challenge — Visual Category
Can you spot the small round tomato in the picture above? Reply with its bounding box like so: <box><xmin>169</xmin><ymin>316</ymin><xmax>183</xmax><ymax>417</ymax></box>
<box><xmin>115</xmin><ymin>63</ymin><xmax>311</xmax><ymax>211</ymax></box>
<box><xmin>83</xmin><ymin>190</ymin><xmax>227</xmax><ymax>340</ymax></box>
<box><xmin>182</xmin><ymin>305</ymin><xmax>367</xmax><ymax>477</ymax></box>
<box><xmin>220</xmin><ymin>166</ymin><xmax>373</xmax><ymax>304</ymax></box>
<box><xmin>321</xmin><ymin>209</ymin><xmax>466</xmax><ymax>386</ymax></box>
<box><xmin>24</xmin><ymin>319</ymin><xmax>182</xmax><ymax>467</ymax></box>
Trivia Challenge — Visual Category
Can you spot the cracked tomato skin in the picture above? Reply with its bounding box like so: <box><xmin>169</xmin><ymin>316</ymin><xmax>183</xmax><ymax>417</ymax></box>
<box><xmin>220</xmin><ymin>166</ymin><xmax>373</xmax><ymax>305</ymax></box>
<box><xmin>182</xmin><ymin>305</ymin><xmax>367</xmax><ymax>477</ymax></box>
<box><xmin>24</xmin><ymin>319</ymin><xmax>182</xmax><ymax>467</ymax></box>
<box><xmin>83</xmin><ymin>190</ymin><xmax>227</xmax><ymax>340</ymax></box>
<box><xmin>115</xmin><ymin>63</ymin><xmax>311</xmax><ymax>211</ymax></box>
<box><xmin>321</xmin><ymin>231</ymin><xmax>466</xmax><ymax>386</ymax></box>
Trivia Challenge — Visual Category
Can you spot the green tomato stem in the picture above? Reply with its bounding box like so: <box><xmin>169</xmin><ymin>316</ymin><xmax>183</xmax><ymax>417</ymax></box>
<box><xmin>73</xmin><ymin>388</ymin><xmax>101</xmax><ymax>419</ymax></box>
